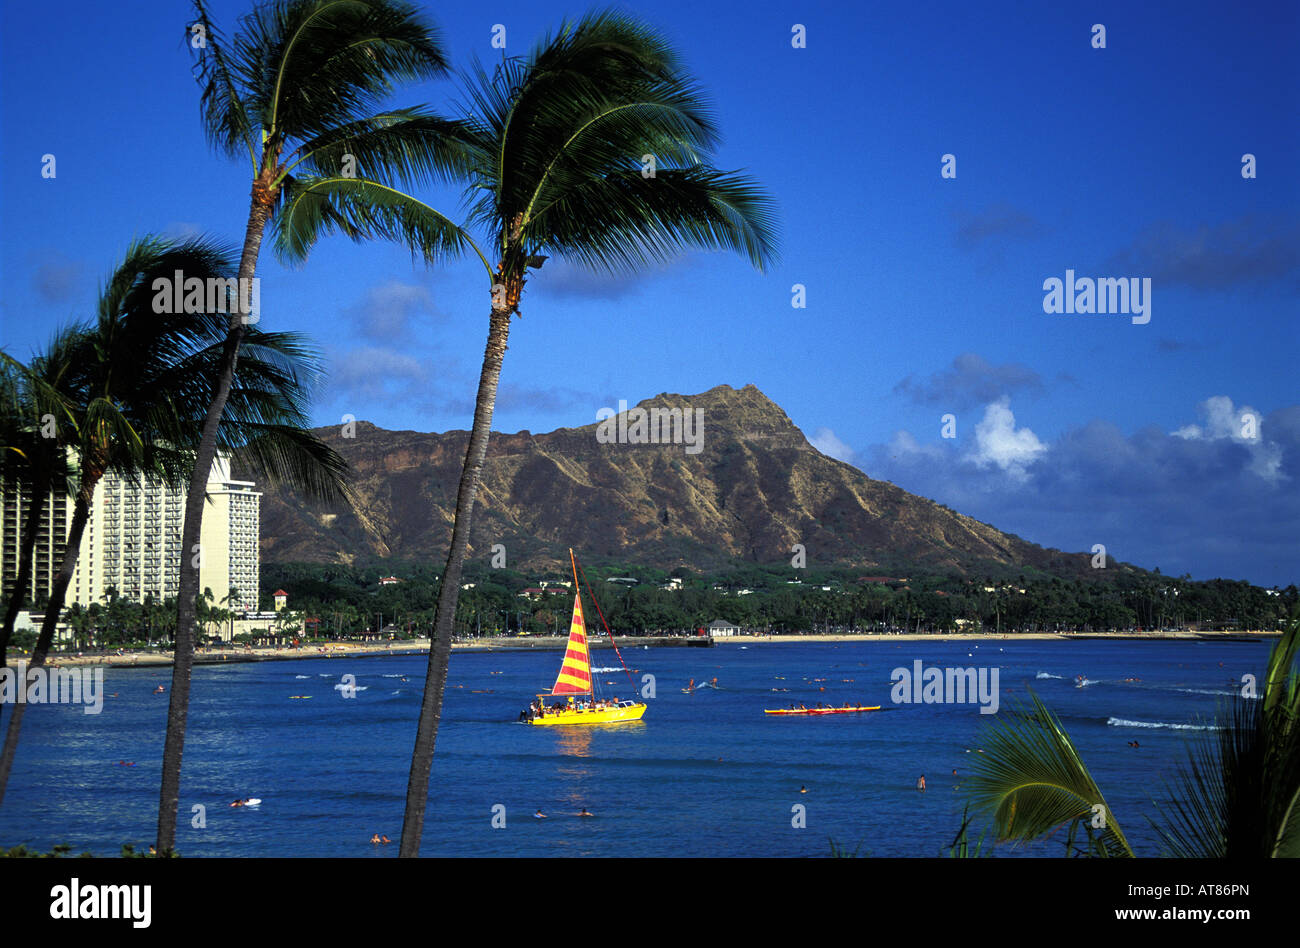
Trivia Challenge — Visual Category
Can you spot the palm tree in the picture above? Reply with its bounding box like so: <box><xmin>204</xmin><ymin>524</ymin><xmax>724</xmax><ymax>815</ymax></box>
<box><xmin>964</xmin><ymin>616</ymin><xmax>1300</xmax><ymax>856</ymax></box>
<box><xmin>0</xmin><ymin>236</ymin><xmax>240</xmax><ymax>805</ymax></box>
<box><xmin>278</xmin><ymin>10</ymin><xmax>778</xmax><ymax>855</ymax></box>
<box><xmin>160</xmin><ymin>0</ymin><xmax>464</xmax><ymax>849</ymax></box>
<box><xmin>0</xmin><ymin>337</ymin><xmax>79</xmax><ymax>675</ymax></box>
<box><xmin>0</xmin><ymin>236</ymin><xmax>349</xmax><ymax>814</ymax></box>
<box><xmin>172</xmin><ymin>0</ymin><xmax>461</xmax><ymax>699</ymax></box>
<box><xmin>197</xmin><ymin>588</ymin><xmax>217</xmax><ymax>641</ymax></box>
<box><xmin>220</xmin><ymin>586</ymin><xmax>241</xmax><ymax>641</ymax></box>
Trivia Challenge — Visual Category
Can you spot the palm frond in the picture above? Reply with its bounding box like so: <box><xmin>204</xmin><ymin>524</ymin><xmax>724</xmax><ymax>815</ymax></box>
<box><xmin>965</xmin><ymin>690</ymin><xmax>1134</xmax><ymax>857</ymax></box>
<box><xmin>227</xmin><ymin>422</ymin><xmax>352</xmax><ymax>504</ymax></box>
<box><xmin>231</xmin><ymin>0</ymin><xmax>448</xmax><ymax>144</ymax></box>
<box><xmin>274</xmin><ymin>175</ymin><xmax>474</xmax><ymax>267</ymax></box>
<box><xmin>190</xmin><ymin>0</ymin><xmax>258</xmax><ymax>167</ymax></box>
<box><xmin>290</xmin><ymin>109</ymin><xmax>482</xmax><ymax>190</ymax></box>
<box><xmin>534</xmin><ymin>166</ymin><xmax>779</xmax><ymax>274</ymax></box>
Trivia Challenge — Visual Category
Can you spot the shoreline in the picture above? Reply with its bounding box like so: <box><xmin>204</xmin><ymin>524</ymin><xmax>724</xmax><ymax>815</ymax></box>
<box><xmin>18</xmin><ymin>628</ymin><xmax>1280</xmax><ymax>668</ymax></box>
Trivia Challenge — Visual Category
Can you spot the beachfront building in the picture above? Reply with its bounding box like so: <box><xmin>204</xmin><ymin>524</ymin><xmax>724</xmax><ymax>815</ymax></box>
<box><xmin>708</xmin><ymin>619</ymin><xmax>741</xmax><ymax>637</ymax></box>
<box><xmin>0</xmin><ymin>454</ymin><xmax>261</xmax><ymax>613</ymax></box>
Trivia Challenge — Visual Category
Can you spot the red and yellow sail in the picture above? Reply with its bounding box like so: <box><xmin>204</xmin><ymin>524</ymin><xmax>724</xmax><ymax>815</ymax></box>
<box><xmin>550</xmin><ymin>593</ymin><xmax>593</xmax><ymax>695</ymax></box>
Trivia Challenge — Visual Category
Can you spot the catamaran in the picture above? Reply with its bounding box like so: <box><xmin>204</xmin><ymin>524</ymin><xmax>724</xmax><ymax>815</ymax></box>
<box><xmin>521</xmin><ymin>550</ymin><xmax>647</xmax><ymax>726</ymax></box>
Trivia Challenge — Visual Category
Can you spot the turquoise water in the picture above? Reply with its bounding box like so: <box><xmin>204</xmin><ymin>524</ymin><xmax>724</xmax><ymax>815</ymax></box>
<box><xmin>0</xmin><ymin>638</ymin><xmax>1271</xmax><ymax>857</ymax></box>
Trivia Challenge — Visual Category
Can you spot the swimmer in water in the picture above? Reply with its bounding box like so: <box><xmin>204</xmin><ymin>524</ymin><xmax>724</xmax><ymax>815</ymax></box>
<box><xmin>154</xmin><ymin>685</ymin><xmax>165</xmax><ymax>694</ymax></box>
<box><xmin>534</xmin><ymin>810</ymin><xmax>547</xmax><ymax>819</ymax></box>
<box><xmin>381</xmin><ymin>835</ymin><xmax>391</xmax><ymax>844</ymax></box>
<box><xmin>578</xmin><ymin>808</ymin><xmax>593</xmax><ymax>818</ymax></box>
<box><xmin>917</xmin><ymin>775</ymin><xmax>927</xmax><ymax>792</ymax></box>
<box><xmin>370</xmin><ymin>834</ymin><xmax>381</xmax><ymax>844</ymax></box>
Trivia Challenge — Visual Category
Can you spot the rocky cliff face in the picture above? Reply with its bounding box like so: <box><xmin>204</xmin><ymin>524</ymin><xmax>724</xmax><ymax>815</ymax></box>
<box><xmin>253</xmin><ymin>383</ymin><xmax>1094</xmax><ymax>576</ymax></box>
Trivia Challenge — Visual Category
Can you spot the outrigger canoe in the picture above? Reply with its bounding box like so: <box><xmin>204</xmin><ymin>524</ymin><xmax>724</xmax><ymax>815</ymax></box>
<box><xmin>764</xmin><ymin>706</ymin><xmax>881</xmax><ymax>715</ymax></box>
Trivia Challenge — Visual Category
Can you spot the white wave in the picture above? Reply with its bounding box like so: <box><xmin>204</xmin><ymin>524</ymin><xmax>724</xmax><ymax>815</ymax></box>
<box><xmin>591</xmin><ymin>667</ymin><xmax>625</xmax><ymax>673</ymax></box>
<box><xmin>382</xmin><ymin>673</ymin><xmax>405</xmax><ymax>678</ymax></box>
<box><xmin>1172</xmin><ymin>687</ymin><xmax>1261</xmax><ymax>700</ymax></box>
<box><xmin>294</xmin><ymin>675</ymin><xmax>310</xmax><ymax>679</ymax></box>
<box><xmin>1107</xmin><ymin>716</ymin><xmax>1220</xmax><ymax>731</ymax></box>
<box><xmin>1035</xmin><ymin>672</ymin><xmax>1066</xmax><ymax>679</ymax></box>
<box><xmin>333</xmin><ymin>683</ymin><xmax>369</xmax><ymax>692</ymax></box>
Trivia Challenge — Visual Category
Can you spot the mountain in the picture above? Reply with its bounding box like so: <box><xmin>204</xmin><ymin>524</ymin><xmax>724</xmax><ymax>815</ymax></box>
<box><xmin>249</xmin><ymin>384</ymin><xmax>1110</xmax><ymax>578</ymax></box>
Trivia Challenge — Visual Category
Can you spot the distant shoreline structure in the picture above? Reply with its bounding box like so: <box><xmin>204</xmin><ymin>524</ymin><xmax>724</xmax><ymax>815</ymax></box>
<box><xmin>25</xmin><ymin>628</ymin><xmax>1279</xmax><ymax>669</ymax></box>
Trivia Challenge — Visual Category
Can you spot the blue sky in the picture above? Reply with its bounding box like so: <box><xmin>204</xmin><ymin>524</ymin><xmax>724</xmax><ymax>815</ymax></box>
<box><xmin>2</xmin><ymin>1</ymin><xmax>1297</xmax><ymax>585</ymax></box>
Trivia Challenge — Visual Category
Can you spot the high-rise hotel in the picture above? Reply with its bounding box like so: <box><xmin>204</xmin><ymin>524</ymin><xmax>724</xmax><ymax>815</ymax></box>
<box><xmin>1</xmin><ymin>455</ymin><xmax>261</xmax><ymax>613</ymax></box>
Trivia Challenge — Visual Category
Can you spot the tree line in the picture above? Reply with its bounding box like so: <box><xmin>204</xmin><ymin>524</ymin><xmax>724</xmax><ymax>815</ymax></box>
<box><xmin>261</xmin><ymin>558</ymin><xmax>1298</xmax><ymax>637</ymax></box>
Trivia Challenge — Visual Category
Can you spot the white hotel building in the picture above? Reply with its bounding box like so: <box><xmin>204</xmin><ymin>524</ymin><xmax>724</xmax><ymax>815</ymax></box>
<box><xmin>1</xmin><ymin>455</ymin><xmax>261</xmax><ymax>613</ymax></box>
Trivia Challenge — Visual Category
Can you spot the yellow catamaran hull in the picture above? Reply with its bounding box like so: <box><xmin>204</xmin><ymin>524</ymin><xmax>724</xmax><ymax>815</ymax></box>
<box><xmin>528</xmin><ymin>702</ymin><xmax>647</xmax><ymax>726</ymax></box>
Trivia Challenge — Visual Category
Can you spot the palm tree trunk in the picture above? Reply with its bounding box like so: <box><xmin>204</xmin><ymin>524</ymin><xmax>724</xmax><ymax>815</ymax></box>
<box><xmin>156</xmin><ymin>185</ymin><xmax>274</xmax><ymax>852</ymax></box>
<box><xmin>0</xmin><ymin>479</ymin><xmax>93</xmax><ymax>805</ymax></box>
<box><xmin>0</xmin><ymin>465</ymin><xmax>51</xmax><ymax>666</ymax></box>
<box><xmin>399</xmin><ymin>305</ymin><xmax>512</xmax><ymax>857</ymax></box>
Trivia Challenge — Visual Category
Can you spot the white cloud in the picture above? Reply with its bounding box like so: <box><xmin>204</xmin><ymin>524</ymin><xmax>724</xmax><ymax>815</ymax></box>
<box><xmin>967</xmin><ymin>398</ymin><xmax>1046</xmax><ymax>478</ymax></box>
<box><xmin>810</xmin><ymin>426</ymin><xmax>855</xmax><ymax>462</ymax></box>
<box><xmin>1173</xmin><ymin>395</ymin><xmax>1284</xmax><ymax>482</ymax></box>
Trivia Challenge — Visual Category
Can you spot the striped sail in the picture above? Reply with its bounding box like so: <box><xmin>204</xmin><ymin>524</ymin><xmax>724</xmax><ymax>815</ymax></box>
<box><xmin>550</xmin><ymin>593</ymin><xmax>593</xmax><ymax>695</ymax></box>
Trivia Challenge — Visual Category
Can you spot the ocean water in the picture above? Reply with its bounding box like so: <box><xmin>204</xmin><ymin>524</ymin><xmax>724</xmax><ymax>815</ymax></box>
<box><xmin>0</xmin><ymin>638</ymin><xmax>1271</xmax><ymax>857</ymax></box>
